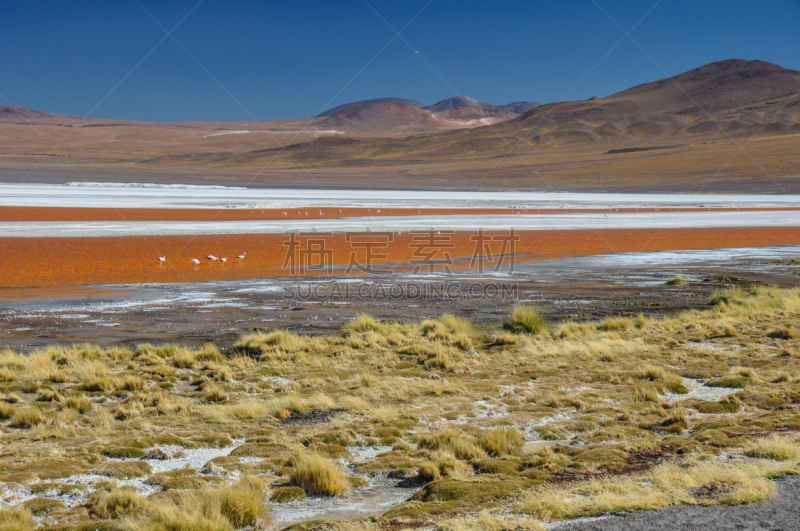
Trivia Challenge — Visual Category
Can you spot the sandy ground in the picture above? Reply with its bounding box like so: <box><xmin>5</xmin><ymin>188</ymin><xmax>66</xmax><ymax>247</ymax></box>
<box><xmin>554</xmin><ymin>476</ymin><xmax>800</xmax><ymax>530</ymax></box>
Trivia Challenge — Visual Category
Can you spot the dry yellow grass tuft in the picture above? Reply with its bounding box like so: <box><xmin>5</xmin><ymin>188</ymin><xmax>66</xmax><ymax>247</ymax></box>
<box><xmin>515</xmin><ymin>458</ymin><xmax>791</xmax><ymax>520</ymax></box>
<box><xmin>479</xmin><ymin>427</ymin><xmax>524</xmax><ymax>456</ymax></box>
<box><xmin>744</xmin><ymin>434</ymin><xmax>800</xmax><ymax>461</ymax></box>
<box><xmin>436</xmin><ymin>512</ymin><xmax>545</xmax><ymax>531</ymax></box>
<box><xmin>289</xmin><ymin>452</ymin><xmax>351</xmax><ymax>496</ymax></box>
<box><xmin>10</xmin><ymin>408</ymin><xmax>45</xmax><ymax>429</ymax></box>
<box><xmin>125</xmin><ymin>476</ymin><xmax>270</xmax><ymax>530</ymax></box>
<box><xmin>504</xmin><ymin>305</ymin><xmax>546</xmax><ymax>335</ymax></box>
<box><xmin>344</xmin><ymin>314</ymin><xmax>388</xmax><ymax>336</ymax></box>
<box><xmin>87</xmin><ymin>486</ymin><xmax>146</xmax><ymax>519</ymax></box>
<box><xmin>218</xmin><ymin>476</ymin><xmax>271</xmax><ymax>529</ymax></box>
<box><xmin>63</xmin><ymin>395</ymin><xmax>92</xmax><ymax>413</ymax></box>
<box><xmin>0</xmin><ymin>401</ymin><xmax>16</xmax><ymax>419</ymax></box>
<box><xmin>0</xmin><ymin>507</ymin><xmax>35</xmax><ymax>531</ymax></box>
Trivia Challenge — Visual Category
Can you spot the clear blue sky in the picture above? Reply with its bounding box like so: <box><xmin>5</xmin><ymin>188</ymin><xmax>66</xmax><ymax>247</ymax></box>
<box><xmin>2</xmin><ymin>0</ymin><xmax>799</xmax><ymax>122</ymax></box>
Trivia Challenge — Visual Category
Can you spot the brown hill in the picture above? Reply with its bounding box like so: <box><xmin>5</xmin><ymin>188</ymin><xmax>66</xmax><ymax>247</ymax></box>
<box><xmin>307</xmin><ymin>100</ymin><xmax>517</xmax><ymax>133</ymax></box>
<box><xmin>315</xmin><ymin>101</ymin><xmax>457</xmax><ymax>133</ymax></box>
<box><xmin>0</xmin><ymin>106</ymin><xmax>119</xmax><ymax>127</ymax></box>
<box><xmin>609</xmin><ymin>58</ymin><xmax>800</xmax><ymax>112</ymax></box>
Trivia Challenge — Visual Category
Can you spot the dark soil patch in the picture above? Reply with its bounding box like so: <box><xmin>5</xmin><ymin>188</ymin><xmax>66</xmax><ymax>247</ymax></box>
<box><xmin>690</xmin><ymin>482</ymin><xmax>736</xmax><ymax>501</ymax></box>
<box><xmin>280</xmin><ymin>409</ymin><xmax>346</xmax><ymax>426</ymax></box>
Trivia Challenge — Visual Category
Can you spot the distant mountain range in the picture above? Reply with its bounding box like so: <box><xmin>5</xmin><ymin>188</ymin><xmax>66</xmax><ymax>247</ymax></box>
<box><xmin>314</xmin><ymin>95</ymin><xmax>541</xmax><ymax>125</ymax></box>
<box><xmin>2</xmin><ymin>59</ymin><xmax>799</xmax><ymax>190</ymax></box>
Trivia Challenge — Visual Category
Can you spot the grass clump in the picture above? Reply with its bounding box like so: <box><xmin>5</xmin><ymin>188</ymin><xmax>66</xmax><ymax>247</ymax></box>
<box><xmin>103</xmin><ymin>447</ymin><xmax>147</xmax><ymax>459</ymax></box>
<box><xmin>289</xmin><ymin>452</ymin><xmax>351</xmax><ymax>496</ymax></box>
<box><xmin>234</xmin><ymin>330</ymin><xmax>312</xmax><ymax>360</ymax></box>
<box><xmin>196</xmin><ymin>343</ymin><xmax>224</xmax><ymax>362</ymax></box>
<box><xmin>121</xmin><ymin>376</ymin><xmax>145</xmax><ymax>392</ymax></box>
<box><xmin>270</xmin><ymin>486</ymin><xmax>306</xmax><ymax>503</ymax></box>
<box><xmin>343</xmin><ymin>314</ymin><xmax>387</xmax><ymax>336</ymax></box>
<box><xmin>203</xmin><ymin>383</ymin><xmax>229</xmax><ymax>403</ymax></box>
<box><xmin>666</xmin><ymin>275</ymin><xmax>686</xmax><ymax>285</ymax></box>
<box><xmin>125</xmin><ymin>476</ymin><xmax>270</xmax><ymax>530</ymax></box>
<box><xmin>87</xmin><ymin>486</ymin><xmax>146</xmax><ymax>518</ymax></box>
<box><xmin>22</xmin><ymin>497</ymin><xmax>64</xmax><ymax>516</ymax></box>
<box><xmin>9</xmin><ymin>408</ymin><xmax>45</xmax><ymax>429</ymax></box>
<box><xmin>504</xmin><ymin>305</ymin><xmax>546</xmax><ymax>335</ymax></box>
<box><xmin>218</xmin><ymin>476</ymin><xmax>271</xmax><ymax>529</ymax></box>
<box><xmin>598</xmin><ymin>317</ymin><xmax>633</xmax><ymax>331</ymax></box>
<box><xmin>94</xmin><ymin>461</ymin><xmax>153</xmax><ymax>479</ymax></box>
<box><xmin>63</xmin><ymin>395</ymin><xmax>92</xmax><ymax>413</ymax></box>
<box><xmin>0</xmin><ymin>402</ymin><xmax>16</xmax><ymax>420</ymax></box>
<box><xmin>0</xmin><ymin>507</ymin><xmax>34</xmax><ymax>531</ymax></box>
<box><xmin>744</xmin><ymin>434</ymin><xmax>800</xmax><ymax>461</ymax></box>
<box><xmin>479</xmin><ymin>427</ymin><xmax>524</xmax><ymax>456</ymax></box>
<box><xmin>82</xmin><ymin>375</ymin><xmax>117</xmax><ymax>393</ymax></box>
<box><xmin>36</xmin><ymin>387</ymin><xmax>63</xmax><ymax>402</ymax></box>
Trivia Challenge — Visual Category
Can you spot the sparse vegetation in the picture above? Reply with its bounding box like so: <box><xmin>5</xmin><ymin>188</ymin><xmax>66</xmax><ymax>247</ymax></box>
<box><xmin>0</xmin><ymin>287</ymin><xmax>799</xmax><ymax>529</ymax></box>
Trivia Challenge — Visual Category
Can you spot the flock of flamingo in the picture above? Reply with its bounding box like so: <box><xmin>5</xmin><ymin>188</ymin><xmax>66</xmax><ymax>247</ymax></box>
<box><xmin>156</xmin><ymin>252</ymin><xmax>246</xmax><ymax>266</ymax></box>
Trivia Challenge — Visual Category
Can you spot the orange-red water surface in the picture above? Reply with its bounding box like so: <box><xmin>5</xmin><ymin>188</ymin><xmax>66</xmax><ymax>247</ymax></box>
<box><xmin>3</xmin><ymin>226</ymin><xmax>800</xmax><ymax>288</ymax></box>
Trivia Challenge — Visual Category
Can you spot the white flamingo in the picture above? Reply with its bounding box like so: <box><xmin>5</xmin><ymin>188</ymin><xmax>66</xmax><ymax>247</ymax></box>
<box><xmin>237</xmin><ymin>252</ymin><xmax>246</xmax><ymax>259</ymax></box>
<box><xmin>191</xmin><ymin>259</ymin><xmax>200</xmax><ymax>265</ymax></box>
<box><xmin>206</xmin><ymin>255</ymin><xmax>218</xmax><ymax>261</ymax></box>
<box><xmin>220</xmin><ymin>257</ymin><xmax>227</xmax><ymax>262</ymax></box>
<box><xmin>157</xmin><ymin>256</ymin><xmax>166</xmax><ymax>262</ymax></box>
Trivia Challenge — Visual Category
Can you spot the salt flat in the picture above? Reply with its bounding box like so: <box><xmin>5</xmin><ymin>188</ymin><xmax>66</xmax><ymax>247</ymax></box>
<box><xmin>2</xmin><ymin>183</ymin><xmax>800</xmax><ymax>209</ymax></box>
<box><xmin>1</xmin><ymin>211</ymin><xmax>799</xmax><ymax>237</ymax></box>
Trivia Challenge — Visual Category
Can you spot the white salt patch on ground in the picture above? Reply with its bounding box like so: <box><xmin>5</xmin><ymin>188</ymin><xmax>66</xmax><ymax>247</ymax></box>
<box><xmin>473</xmin><ymin>399</ymin><xmax>510</xmax><ymax>418</ymax></box>
<box><xmin>4</xmin><ymin>211</ymin><xmax>800</xmax><ymax>237</ymax></box>
<box><xmin>544</xmin><ymin>515</ymin><xmax>613</xmax><ymax>529</ymax></box>
<box><xmin>136</xmin><ymin>440</ymin><xmax>245</xmax><ymax>473</ymax></box>
<box><xmin>4</xmin><ymin>184</ymin><xmax>800</xmax><ymax>210</ymax></box>
<box><xmin>272</xmin><ymin>445</ymin><xmax>415</xmax><ymax>528</ymax></box>
<box><xmin>271</xmin><ymin>477</ymin><xmax>416</xmax><ymax>528</ymax></box>
<box><xmin>0</xmin><ymin>474</ymin><xmax>162</xmax><ymax>509</ymax></box>
<box><xmin>662</xmin><ymin>378</ymin><xmax>739</xmax><ymax>404</ymax></box>
<box><xmin>0</xmin><ymin>440</ymin><xmax>248</xmax><ymax>510</ymax></box>
<box><xmin>262</xmin><ymin>376</ymin><xmax>293</xmax><ymax>385</ymax></box>
<box><xmin>347</xmin><ymin>446</ymin><xmax>393</xmax><ymax>462</ymax></box>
